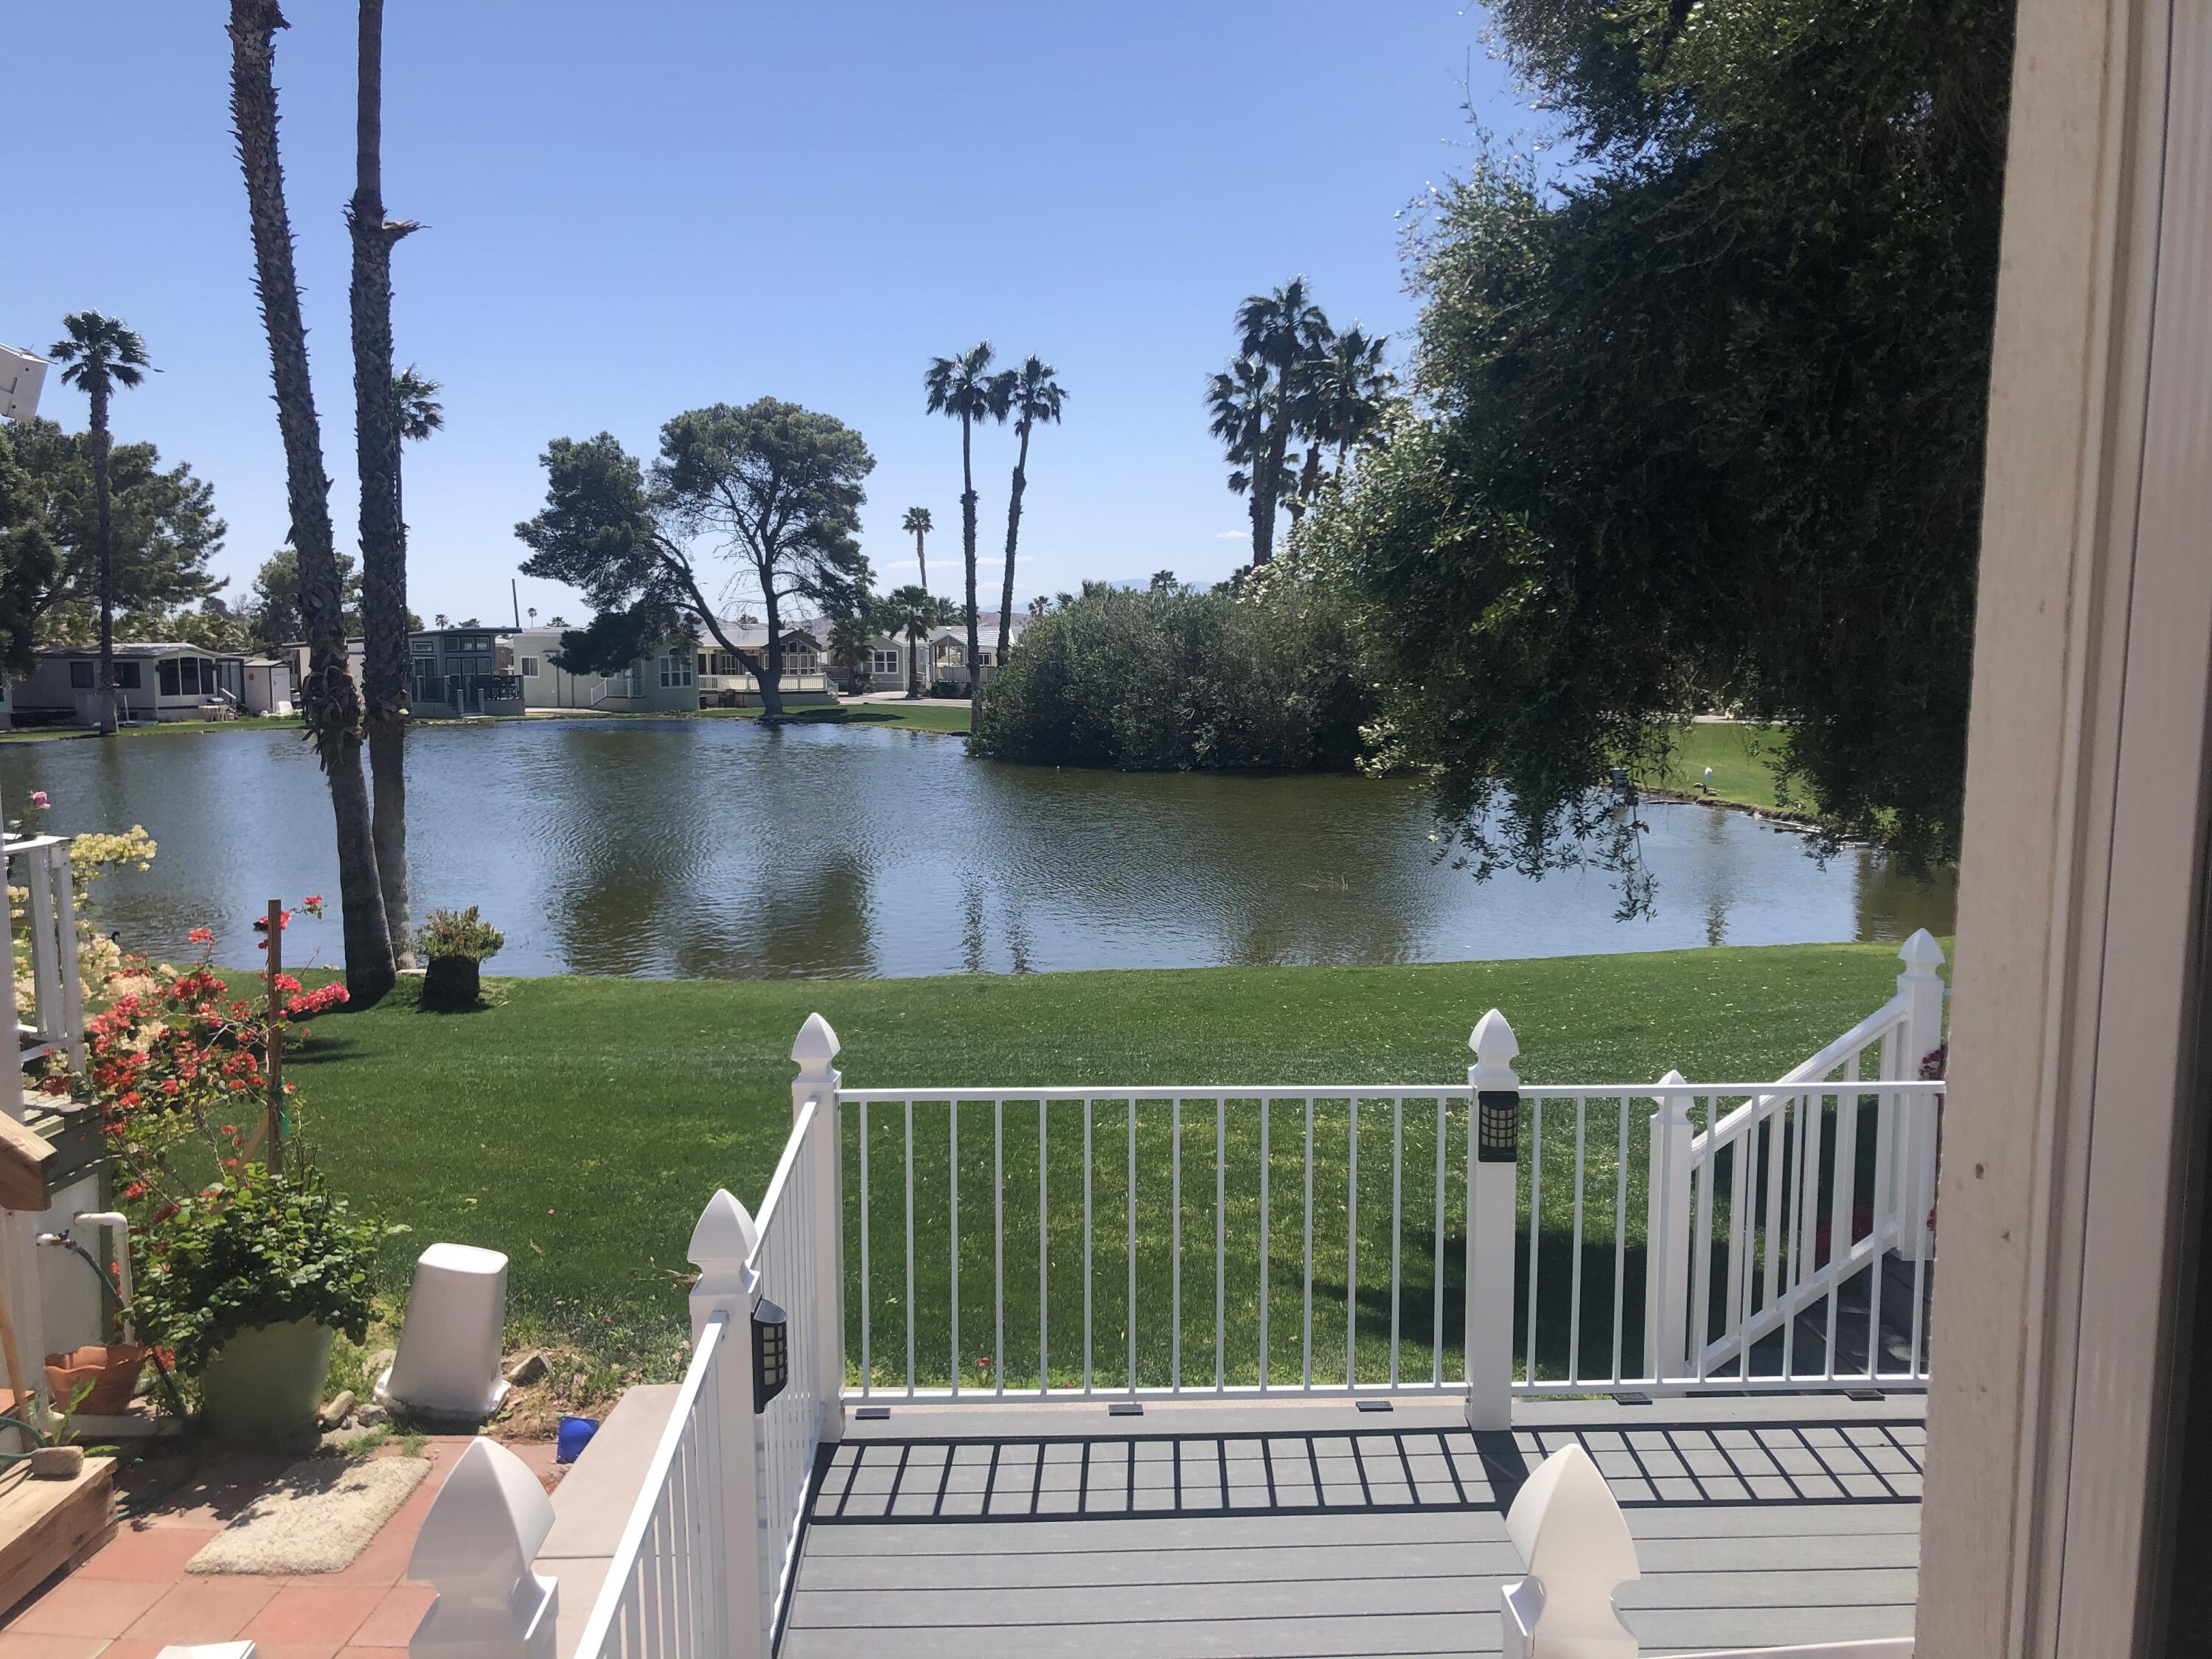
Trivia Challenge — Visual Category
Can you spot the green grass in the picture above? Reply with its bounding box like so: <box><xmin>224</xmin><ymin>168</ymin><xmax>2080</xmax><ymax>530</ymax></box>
<box><xmin>258</xmin><ymin>942</ymin><xmax>1924</xmax><ymax>1387</ymax></box>
<box><xmin>697</xmin><ymin>702</ymin><xmax>971</xmax><ymax>734</ymax></box>
<box><xmin>1</xmin><ymin>714</ymin><xmax>304</xmax><ymax>744</ymax></box>
<box><xmin>1638</xmin><ymin>721</ymin><xmax>1791</xmax><ymax>812</ymax></box>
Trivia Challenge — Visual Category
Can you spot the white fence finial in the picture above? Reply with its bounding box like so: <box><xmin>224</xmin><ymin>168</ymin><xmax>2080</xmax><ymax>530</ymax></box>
<box><xmin>1896</xmin><ymin>928</ymin><xmax>1944</xmax><ymax>976</ymax></box>
<box><xmin>690</xmin><ymin>1189</ymin><xmax>759</xmax><ymax>1304</ymax></box>
<box><xmin>1470</xmin><ymin>1009</ymin><xmax>1520</xmax><ymax>1087</ymax></box>
<box><xmin>1498</xmin><ymin>1444</ymin><xmax>1641</xmax><ymax>1659</ymax></box>
<box><xmin>791</xmin><ymin>1012</ymin><xmax>841</xmax><ymax>1070</ymax></box>
<box><xmin>407</xmin><ymin>1438</ymin><xmax>559</xmax><ymax>1659</ymax></box>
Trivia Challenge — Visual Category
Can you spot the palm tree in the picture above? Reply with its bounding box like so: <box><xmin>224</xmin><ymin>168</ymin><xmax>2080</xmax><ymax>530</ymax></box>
<box><xmin>48</xmin><ymin>312</ymin><xmax>151</xmax><ymax>736</ymax></box>
<box><xmin>1228</xmin><ymin>279</ymin><xmax>1333</xmax><ymax>566</ymax></box>
<box><xmin>997</xmin><ymin>358</ymin><xmax>1065</xmax><ymax>676</ymax></box>
<box><xmin>229</xmin><ymin>0</ymin><xmax>394</xmax><ymax>1001</ymax></box>
<box><xmin>923</xmin><ymin>344</ymin><xmax>1012</xmax><ymax>702</ymax></box>
<box><xmin>886</xmin><ymin>585</ymin><xmax>954</xmax><ymax>699</ymax></box>
<box><xmin>1285</xmin><ymin>327</ymin><xmax>1392</xmax><ymax>527</ymax></box>
<box><xmin>827</xmin><ymin>610</ymin><xmax>876</xmax><ymax>692</ymax></box>
<box><xmin>902</xmin><ymin>506</ymin><xmax>933</xmax><ymax>594</ymax></box>
<box><xmin>392</xmin><ymin>366</ymin><xmax>442</xmax><ymax>532</ymax></box>
<box><xmin>1206</xmin><ymin>353</ymin><xmax>1271</xmax><ymax>550</ymax></box>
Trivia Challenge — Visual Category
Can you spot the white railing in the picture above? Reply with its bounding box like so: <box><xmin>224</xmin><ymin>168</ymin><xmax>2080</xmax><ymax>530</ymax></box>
<box><xmin>5</xmin><ymin>834</ymin><xmax>84</xmax><ymax>1072</ymax></box>
<box><xmin>840</xmin><ymin>931</ymin><xmax>1947</xmax><ymax>1405</ymax></box>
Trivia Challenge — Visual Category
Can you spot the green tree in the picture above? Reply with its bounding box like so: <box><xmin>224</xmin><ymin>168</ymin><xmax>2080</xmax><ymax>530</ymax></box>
<box><xmin>883</xmin><ymin>584</ymin><xmax>953</xmax><ymax>699</ymax></box>
<box><xmin>995</xmin><ymin>357</ymin><xmax>1066</xmax><ymax>678</ymax></box>
<box><xmin>350</xmin><ymin>0</ymin><xmax>425</xmax><ymax>966</ymax></box>
<box><xmin>827</xmin><ymin>608</ymin><xmax>878</xmax><ymax>691</ymax></box>
<box><xmin>246</xmin><ymin>546</ymin><xmax>366</xmax><ymax>649</ymax></box>
<box><xmin>0</xmin><ymin>418</ymin><xmax>227</xmax><ymax>663</ymax></box>
<box><xmin>516</xmin><ymin>400</ymin><xmax>874</xmax><ymax>717</ymax></box>
<box><xmin>228</xmin><ymin>0</ymin><xmax>393</xmax><ymax>999</ymax></box>
<box><xmin>1288</xmin><ymin>325</ymin><xmax>1391</xmax><ymax>519</ymax></box>
<box><xmin>0</xmin><ymin>428</ymin><xmax>60</xmax><ymax>675</ymax></box>
<box><xmin>901</xmin><ymin>505</ymin><xmax>933</xmax><ymax>594</ymax></box>
<box><xmin>48</xmin><ymin>312</ymin><xmax>152</xmax><ymax>735</ymax></box>
<box><xmin>1304</xmin><ymin>0</ymin><xmax>2012</xmax><ymax>886</ymax></box>
<box><xmin>923</xmin><ymin>344</ymin><xmax>1012</xmax><ymax>701</ymax></box>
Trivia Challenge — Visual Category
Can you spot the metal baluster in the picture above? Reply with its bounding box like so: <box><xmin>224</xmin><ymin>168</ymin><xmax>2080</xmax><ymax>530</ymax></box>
<box><xmin>950</xmin><ymin>1101</ymin><xmax>961</xmax><ymax>1397</ymax></box>
<box><xmin>1569</xmin><ymin>1099</ymin><xmax>1586</xmax><ymax>1387</ymax></box>
<box><xmin>1866</xmin><ymin>1050</ymin><xmax>1895</xmax><ymax>1381</ymax></box>
<box><xmin>1908</xmin><ymin>1088</ymin><xmax>1933</xmax><ymax>1378</ymax></box>
<box><xmin>904</xmin><ymin>1101</ymin><xmax>915</xmax><ymax>1395</ymax></box>
<box><xmin>1346</xmin><ymin>1097</ymin><xmax>1360</xmax><ymax>1388</ymax></box>
<box><xmin>1215</xmin><ymin>1097</ymin><xmax>1226</xmax><ymax>1392</ymax></box>
<box><xmin>1826</xmin><ymin>1068</ymin><xmax>1862</xmax><ymax>1382</ymax></box>
<box><xmin>1127</xmin><ymin>1100</ymin><xmax>1138</xmax><ymax>1393</ymax></box>
<box><xmin>1172</xmin><ymin>1099</ymin><xmax>1183</xmax><ymax>1393</ymax></box>
<box><xmin>1729</xmin><ymin>1099</ymin><xmax>1753</xmax><ymax>1383</ymax></box>
<box><xmin>1612</xmin><ymin>1095</ymin><xmax>1629</xmax><ymax>1386</ymax></box>
<box><xmin>1433</xmin><ymin>1095</ymin><xmax>1447</xmax><ymax>1388</ymax></box>
<box><xmin>1389</xmin><ymin>1096</ymin><xmax>1402</xmax><ymax>1388</ymax></box>
<box><xmin>1260</xmin><ymin>1096</ymin><xmax>1272</xmax><ymax>1391</ymax></box>
<box><xmin>1040</xmin><ymin>1099</ymin><xmax>1049</xmax><ymax>1396</ymax></box>
<box><xmin>1303</xmin><ymin>1098</ymin><xmax>1315</xmax><ymax>1390</ymax></box>
<box><xmin>1526</xmin><ymin>1096</ymin><xmax>1543</xmax><ymax>1388</ymax></box>
<box><xmin>858</xmin><ymin>1102</ymin><xmax>871</xmax><ymax>1397</ymax></box>
<box><xmin>1084</xmin><ymin>1099</ymin><xmax>1094</xmax><ymax>1394</ymax></box>
<box><xmin>1691</xmin><ymin>1096</ymin><xmax>1716</xmax><ymax>1383</ymax></box>
<box><xmin>994</xmin><ymin>1096</ymin><xmax>1005</xmax><ymax>1397</ymax></box>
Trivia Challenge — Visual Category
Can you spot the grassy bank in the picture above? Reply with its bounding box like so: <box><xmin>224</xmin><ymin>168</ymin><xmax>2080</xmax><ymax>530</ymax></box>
<box><xmin>264</xmin><ymin>942</ymin><xmax>1922</xmax><ymax>1385</ymax></box>
<box><xmin>1641</xmin><ymin>722</ymin><xmax>1790</xmax><ymax>812</ymax></box>
<box><xmin>1</xmin><ymin>714</ymin><xmax>305</xmax><ymax>744</ymax></box>
<box><xmin>700</xmin><ymin>702</ymin><xmax>970</xmax><ymax>734</ymax></box>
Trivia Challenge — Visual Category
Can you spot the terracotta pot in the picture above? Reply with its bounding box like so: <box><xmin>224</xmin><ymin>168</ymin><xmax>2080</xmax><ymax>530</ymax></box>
<box><xmin>44</xmin><ymin>1343</ymin><xmax>147</xmax><ymax>1416</ymax></box>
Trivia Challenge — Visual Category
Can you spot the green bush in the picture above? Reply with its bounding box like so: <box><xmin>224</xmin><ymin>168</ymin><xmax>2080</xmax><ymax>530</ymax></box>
<box><xmin>413</xmin><ymin>905</ymin><xmax>505</xmax><ymax>963</ymax></box>
<box><xmin>970</xmin><ymin>580</ymin><xmax>1374</xmax><ymax>771</ymax></box>
<box><xmin>133</xmin><ymin>1164</ymin><xmax>383</xmax><ymax>1374</ymax></box>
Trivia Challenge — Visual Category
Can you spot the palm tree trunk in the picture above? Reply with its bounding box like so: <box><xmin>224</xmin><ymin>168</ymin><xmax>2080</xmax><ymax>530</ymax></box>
<box><xmin>350</xmin><ymin>0</ymin><xmax>416</xmax><ymax>967</ymax></box>
<box><xmin>996</xmin><ymin>422</ymin><xmax>1031</xmax><ymax>675</ymax></box>
<box><xmin>906</xmin><ymin>623</ymin><xmax>922</xmax><ymax>698</ymax></box>
<box><xmin>960</xmin><ymin>414</ymin><xmax>981</xmax><ymax>700</ymax></box>
<box><xmin>89</xmin><ymin>374</ymin><xmax>116</xmax><ymax>735</ymax></box>
<box><xmin>915</xmin><ymin>527</ymin><xmax>928</xmax><ymax>594</ymax></box>
<box><xmin>229</xmin><ymin>0</ymin><xmax>394</xmax><ymax>1004</ymax></box>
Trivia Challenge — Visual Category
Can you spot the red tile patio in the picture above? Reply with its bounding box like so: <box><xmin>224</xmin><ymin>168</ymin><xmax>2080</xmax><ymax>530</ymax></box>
<box><xmin>0</xmin><ymin>1437</ymin><xmax>559</xmax><ymax>1659</ymax></box>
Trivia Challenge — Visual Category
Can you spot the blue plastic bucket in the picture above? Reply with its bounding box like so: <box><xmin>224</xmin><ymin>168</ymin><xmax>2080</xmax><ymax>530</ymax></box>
<box><xmin>557</xmin><ymin>1414</ymin><xmax>599</xmax><ymax>1464</ymax></box>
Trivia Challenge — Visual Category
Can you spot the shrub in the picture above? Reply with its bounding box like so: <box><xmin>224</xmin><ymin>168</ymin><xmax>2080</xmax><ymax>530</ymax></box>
<box><xmin>413</xmin><ymin>906</ymin><xmax>504</xmax><ymax>963</ymax></box>
<box><xmin>970</xmin><ymin>580</ymin><xmax>1374</xmax><ymax>772</ymax></box>
<box><xmin>131</xmin><ymin>1163</ymin><xmax>382</xmax><ymax>1374</ymax></box>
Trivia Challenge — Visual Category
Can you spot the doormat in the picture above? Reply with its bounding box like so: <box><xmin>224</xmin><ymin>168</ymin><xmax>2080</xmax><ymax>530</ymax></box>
<box><xmin>188</xmin><ymin>1453</ymin><xmax>429</xmax><ymax>1575</ymax></box>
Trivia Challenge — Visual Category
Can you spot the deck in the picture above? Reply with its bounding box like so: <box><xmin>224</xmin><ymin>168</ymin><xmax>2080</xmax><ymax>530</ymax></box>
<box><xmin>781</xmin><ymin>1394</ymin><xmax>1922</xmax><ymax>1658</ymax></box>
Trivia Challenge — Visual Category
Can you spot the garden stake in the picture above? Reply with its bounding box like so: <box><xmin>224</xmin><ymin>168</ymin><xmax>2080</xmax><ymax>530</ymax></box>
<box><xmin>265</xmin><ymin>897</ymin><xmax>285</xmax><ymax>1175</ymax></box>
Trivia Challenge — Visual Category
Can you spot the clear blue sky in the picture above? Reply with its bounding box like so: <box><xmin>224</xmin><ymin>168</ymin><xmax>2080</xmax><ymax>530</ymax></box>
<box><xmin>9</xmin><ymin>3</ymin><xmax>1520</xmax><ymax>625</ymax></box>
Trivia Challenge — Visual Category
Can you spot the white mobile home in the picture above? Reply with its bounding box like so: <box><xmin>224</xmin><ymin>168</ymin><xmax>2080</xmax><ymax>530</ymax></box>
<box><xmin>12</xmin><ymin>643</ymin><xmax>288</xmax><ymax>726</ymax></box>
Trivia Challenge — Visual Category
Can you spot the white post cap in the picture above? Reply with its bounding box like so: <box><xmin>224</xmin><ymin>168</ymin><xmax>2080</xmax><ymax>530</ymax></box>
<box><xmin>1470</xmin><ymin>1009</ymin><xmax>1520</xmax><ymax>1088</ymax></box>
<box><xmin>791</xmin><ymin>1012</ymin><xmax>841</xmax><ymax>1070</ymax></box>
<box><xmin>406</xmin><ymin>1436</ymin><xmax>555</xmax><ymax>1598</ymax></box>
<box><xmin>1896</xmin><ymin>928</ymin><xmax>1945</xmax><ymax>973</ymax></box>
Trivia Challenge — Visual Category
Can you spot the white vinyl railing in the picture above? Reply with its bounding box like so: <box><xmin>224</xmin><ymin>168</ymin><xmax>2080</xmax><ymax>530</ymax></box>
<box><xmin>5</xmin><ymin>833</ymin><xmax>85</xmax><ymax>1071</ymax></box>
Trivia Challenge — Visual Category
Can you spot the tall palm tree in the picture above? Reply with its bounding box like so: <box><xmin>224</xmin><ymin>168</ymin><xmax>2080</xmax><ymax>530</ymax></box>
<box><xmin>923</xmin><ymin>344</ymin><xmax>1012</xmax><ymax>702</ymax></box>
<box><xmin>1285</xmin><ymin>327</ymin><xmax>1393</xmax><ymax>527</ymax></box>
<box><xmin>49</xmin><ymin>312</ymin><xmax>151</xmax><ymax>736</ymax></box>
<box><xmin>392</xmin><ymin>366</ymin><xmax>442</xmax><ymax>531</ymax></box>
<box><xmin>351</xmin><ymin>0</ymin><xmax>424</xmax><ymax>967</ymax></box>
<box><xmin>1206</xmin><ymin>353</ymin><xmax>1271</xmax><ymax>543</ymax></box>
<box><xmin>1230</xmin><ymin>278</ymin><xmax>1333</xmax><ymax>566</ymax></box>
<box><xmin>886</xmin><ymin>584</ymin><xmax>953</xmax><ymax>700</ymax></box>
<box><xmin>997</xmin><ymin>358</ymin><xmax>1065</xmax><ymax>676</ymax></box>
<box><xmin>229</xmin><ymin>0</ymin><xmax>394</xmax><ymax>1001</ymax></box>
<box><xmin>901</xmin><ymin>506</ymin><xmax>933</xmax><ymax>594</ymax></box>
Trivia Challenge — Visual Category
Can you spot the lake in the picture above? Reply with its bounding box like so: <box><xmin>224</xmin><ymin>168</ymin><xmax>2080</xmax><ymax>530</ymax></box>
<box><xmin>0</xmin><ymin>720</ymin><xmax>1955</xmax><ymax>978</ymax></box>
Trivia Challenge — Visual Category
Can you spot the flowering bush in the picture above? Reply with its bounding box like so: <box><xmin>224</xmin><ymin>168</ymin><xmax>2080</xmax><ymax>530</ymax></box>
<box><xmin>41</xmin><ymin>897</ymin><xmax>348</xmax><ymax>1208</ymax></box>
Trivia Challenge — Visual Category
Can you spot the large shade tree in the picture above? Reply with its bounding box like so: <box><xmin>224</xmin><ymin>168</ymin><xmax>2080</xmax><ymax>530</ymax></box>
<box><xmin>350</xmin><ymin>0</ymin><xmax>423</xmax><ymax>966</ymax></box>
<box><xmin>995</xmin><ymin>357</ymin><xmax>1065</xmax><ymax>677</ymax></box>
<box><xmin>228</xmin><ymin>0</ymin><xmax>393</xmax><ymax>999</ymax></box>
<box><xmin>923</xmin><ymin>344</ymin><xmax>1011</xmax><ymax>699</ymax></box>
<box><xmin>515</xmin><ymin>400</ymin><xmax>874</xmax><ymax>717</ymax></box>
<box><xmin>48</xmin><ymin>313</ymin><xmax>152</xmax><ymax>735</ymax></box>
<box><xmin>1301</xmin><ymin>0</ymin><xmax>2013</xmax><ymax>884</ymax></box>
<box><xmin>0</xmin><ymin>418</ymin><xmax>226</xmax><ymax>669</ymax></box>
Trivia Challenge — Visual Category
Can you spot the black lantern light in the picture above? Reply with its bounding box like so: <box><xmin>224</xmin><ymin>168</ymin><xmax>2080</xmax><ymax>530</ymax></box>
<box><xmin>1477</xmin><ymin>1090</ymin><xmax>1520</xmax><ymax>1164</ymax></box>
<box><xmin>752</xmin><ymin>1298</ymin><xmax>789</xmax><ymax>1412</ymax></box>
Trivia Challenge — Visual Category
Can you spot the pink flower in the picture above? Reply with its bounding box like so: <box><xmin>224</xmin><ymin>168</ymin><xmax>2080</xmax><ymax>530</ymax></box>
<box><xmin>27</xmin><ymin>792</ymin><xmax>47</xmax><ymax>810</ymax></box>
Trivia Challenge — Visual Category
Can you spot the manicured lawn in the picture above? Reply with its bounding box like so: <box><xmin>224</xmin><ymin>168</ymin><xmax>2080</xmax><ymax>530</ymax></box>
<box><xmin>1</xmin><ymin>714</ymin><xmax>304</xmax><ymax>744</ymax></box>
<box><xmin>1641</xmin><ymin>721</ymin><xmax>1792</xmax><ymax>812</ymax></box>
<box><xmin>699</xmin><ymin>702</ymin><xmax>971</xmax><ymax>734</ymax></box>
<box><xmin>268</xmin><ymin>942</ymin><xmax>1925</xmax><ymax>1386</ymax></box>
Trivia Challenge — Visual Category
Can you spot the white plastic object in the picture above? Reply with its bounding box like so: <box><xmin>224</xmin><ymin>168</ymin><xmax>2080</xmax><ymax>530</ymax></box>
<box><xmin>377</xmin><ymin>1243</ymin><xmax>512</xmax><ymax>1416</ymax></box>
<box><xmin>1498</xmin><ymin>1444</ymin><xmax>1642</xmax><ymax>1659</ymax></box>
<box><xmin>156</xmin><ymin>1646</ymin><xmax>256</xmax><ymax>1659</ymax></box>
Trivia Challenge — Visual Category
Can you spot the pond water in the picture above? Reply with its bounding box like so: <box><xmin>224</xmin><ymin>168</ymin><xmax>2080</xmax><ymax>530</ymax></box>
<box><xmin>0</xmin><ymin>720</ymin><xmax>1955</xmax><ymax>978</ymax></box>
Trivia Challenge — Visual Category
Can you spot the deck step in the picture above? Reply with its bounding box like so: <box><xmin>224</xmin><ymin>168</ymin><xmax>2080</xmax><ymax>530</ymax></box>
<box><xmin>535</xmin><ymin>1384</ymin><xmax>680</xmax><ymax>1659</ymax></box>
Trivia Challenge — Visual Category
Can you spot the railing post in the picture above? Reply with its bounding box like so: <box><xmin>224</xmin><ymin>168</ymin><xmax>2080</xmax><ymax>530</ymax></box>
<box><xmin>406</xmin><ymin>1438</ymin><xmax>560</xmax><ymax>1659</ymax></box>
<box><xmin>1644</xmin><ymin>1071</ymin><xmax>1692</xmax><ymax>1384</ymax></box>
<box><xmin>692</xmin><ymin>1189</ymin><xmax>766</xmax><ymax>1659</ymax></box>
<box><xmin>1498</xmin><ymin>1444</ymin><xmax>1642</xmax><ymax>1659</ymax></box>
<box><xmin>791</xmin><ymin>1012</ymin><xmax>846</xmax><ymax>1444</ymax></box>
<box><xmin>1893</xmin><ymin>930</ymin><xmax>1946</xmax><ymax>1256</ymax></box>
<box><xmin>47</xmin><ymin>842</ymin><xmax>83</xmax><ymax>1074</ymax></box>
<box><xmin>1466</xmin><ymin>1009</ymin><xmax>1518</xmax><ymax>1430</ymax></box>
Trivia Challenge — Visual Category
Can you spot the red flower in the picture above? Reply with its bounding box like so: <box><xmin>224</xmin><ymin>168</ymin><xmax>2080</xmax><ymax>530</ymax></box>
<box><xmin>188</xmin><ymin>928</ymin><xmax>215</xmax><ymax>946</ymax></box>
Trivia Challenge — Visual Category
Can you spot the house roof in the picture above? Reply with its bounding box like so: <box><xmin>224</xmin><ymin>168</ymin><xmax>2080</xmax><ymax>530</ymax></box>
<box><xmin>35</xmin><ymin>641</ymin><xmax>247</xmax><ymax>661</ymax></box>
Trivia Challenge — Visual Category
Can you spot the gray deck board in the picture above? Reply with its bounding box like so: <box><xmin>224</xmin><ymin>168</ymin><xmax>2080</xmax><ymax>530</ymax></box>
<box><xmin>782</xmin><ymin>1397</ymin><xmax>1921</xmax><ymax>1658</ymax></box>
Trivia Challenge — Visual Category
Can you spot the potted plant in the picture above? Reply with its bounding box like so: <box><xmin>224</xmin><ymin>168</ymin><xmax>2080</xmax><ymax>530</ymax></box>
<box><xmin>131</xmin><ymin>1162</ymin><xmax>380</xmax><ymax>1441</ymax></box>
<box><xmin>414</xmin><ymin>907</ymin><xmax>504</xmax><ymax>1010</ymax></box>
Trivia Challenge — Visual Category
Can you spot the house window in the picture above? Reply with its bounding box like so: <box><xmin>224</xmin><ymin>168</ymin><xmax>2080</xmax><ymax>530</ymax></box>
<box><xmin>870</xmin><ymin>649</ymin><xmax>899</xmax><ymax>676</ymax></box>
<box><xmin>785</xmin><ymin>647</ymin><xmax>817</xmax><ymax>671</ymax></box>
<box><xmin>115</xmin><ymin>661</ymin><xmax>142</xmax><ymax>689</ymax></box>
<box><xmin>159</xmin><ymin>660</ymin><xmax>179</xmax><ymax>695</ymax></box>
<box><xmin>658</xmin><ymin>650</ymin><xmax>693</xmax><ymax>689</ymax></box>
<box><xmin>67</xmin><ymin>661</ymin><xmax>94</xmax><ymax>689</ymax></box>
<box><xmin>520</xmin><ymin>656</ymin><xmax>540</xmax><ymax>678</ymax></box>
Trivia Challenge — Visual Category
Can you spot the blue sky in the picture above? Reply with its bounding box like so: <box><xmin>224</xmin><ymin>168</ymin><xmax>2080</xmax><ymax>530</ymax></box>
<box><xmin>9</xmin><ymin>3</ymin><xmax>1520</xmax><ymax>625</ymax></box>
